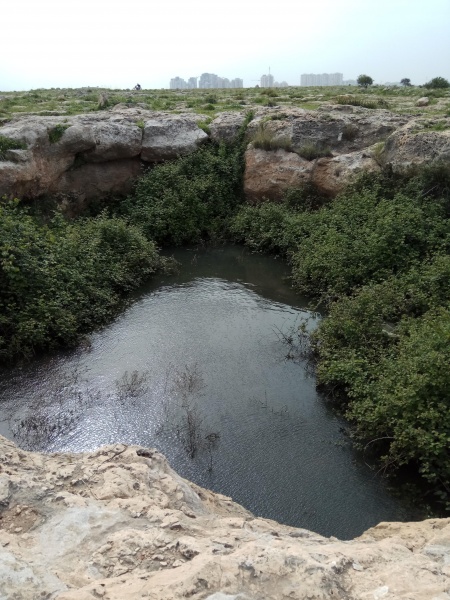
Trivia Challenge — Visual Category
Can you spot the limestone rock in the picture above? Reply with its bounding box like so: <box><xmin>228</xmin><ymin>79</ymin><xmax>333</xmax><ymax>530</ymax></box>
<box><xmin>0</xmin><ymin>434</ymin><xmax>448</xmax><ymax>600</ymax></box>
<box><xmin>416</xmin><ymin>97</ymin><xmax>430</xmax><ymax>107</ymax></box>
<box><xmin>210</xmin><ymin>112</ymin><xmax>247</xmax><ymax>143</ymax></box>
<box><xmin>141</xmin><ymin>115</ymin><xmax>208</xmax><ymax>162</ymax></box>
<box><xmin>311</xmin><ymin>150</ymin><xmax>381</xmax><ymax>196</ymax></box>
<box><xmin>0</xmin><ymin>110</ymin><xmax>208</xmax><ymax>206</ymax></box>
<box><xmin>384</xmin><ymin>126</ymin><xmax>450</xmax><ymax>172</ymax></box>
<box><xmin>240</xmin><ymin>107</ymin><xmax>410</xmax><ymax>202</ymax></box>
<box><xmin>244</xmin><ymin>147</ymin><xmax>312</xmax><ymax>202</ymax></box>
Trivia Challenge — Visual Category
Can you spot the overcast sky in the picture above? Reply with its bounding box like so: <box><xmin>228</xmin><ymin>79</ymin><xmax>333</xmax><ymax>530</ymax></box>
<box><xmin>2</xmin><ymin>0</ymin><xmax>449</xmax><ymax>91</ymax></box>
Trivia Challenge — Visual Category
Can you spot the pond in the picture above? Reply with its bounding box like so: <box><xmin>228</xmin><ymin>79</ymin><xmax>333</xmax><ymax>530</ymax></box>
<box><xmin>0</xmin><ymin>245</ymin><xmax>413</xmax><ymax>539</ymax></box>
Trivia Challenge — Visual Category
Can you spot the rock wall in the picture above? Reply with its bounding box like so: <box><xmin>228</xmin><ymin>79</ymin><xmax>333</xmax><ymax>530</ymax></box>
<box><xmin>239</xmin><ymin>107</ymin><xmax>450</xmax><ymax>201</ymax></box>
<box><xmin>0</xmin><ymin>109</ymin><xmax>208</xmax><ymax>207</ymax></box>
<box><xmin>1</xmin><ymin>106</ymin><xmax>449</xmax><ymax>209</ymax></box>
<box><xmin>0</xmin><ymin>435</ymin><xmax>449</xmax><ymax>600</ymax></box>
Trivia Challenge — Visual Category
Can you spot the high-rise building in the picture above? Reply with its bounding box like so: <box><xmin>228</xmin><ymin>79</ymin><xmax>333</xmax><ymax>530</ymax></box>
<box><xmin>170</xmin><ymin>73</ymin><xmax>244</xmax><ymax>89</ymax></box>
<box><xmin>260</xmin><ymin>73</ymin><xmax>274</xmax><ymax>88</ymax></box>
<box><xmin>300</xmin><ymin>73</ymin><xmax>343</xmax><ymax>86</ymax></box>
<box><xmin>199</xmin><ymin>73</ymin><xmax>219</xmax><ymax>89</ymax></box>
<box><xmin>170</xmin><ymin>77</ymin><xmax>187</xmax><ymax>89</ymax></box>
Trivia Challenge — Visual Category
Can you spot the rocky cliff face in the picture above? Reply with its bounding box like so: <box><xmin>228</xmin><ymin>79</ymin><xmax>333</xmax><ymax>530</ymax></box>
<box><xmin>1</xmin><ymin>435</ymin><xmax>449</xmax><ymax>600</ymax></box>
<box><xmin>0</xmin><ymin>109</ymin><xmax>208</xmax><ymax>209</ymax></box>
<box><xmin>240</xmin><ymin>107</ymin><xmax>450</xmax><ymax>201</ymax></box>
<box><xmin>1</xmin><ymin>106</ymin><xmax>449</xmax><ymax>209</ymax></box>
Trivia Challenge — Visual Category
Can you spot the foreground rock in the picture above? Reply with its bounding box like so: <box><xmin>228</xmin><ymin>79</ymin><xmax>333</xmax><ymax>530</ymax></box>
<box><xmin>0</xmin><ymin>435</ymin><xmax>449</xmax><ymax>600</ymax></box>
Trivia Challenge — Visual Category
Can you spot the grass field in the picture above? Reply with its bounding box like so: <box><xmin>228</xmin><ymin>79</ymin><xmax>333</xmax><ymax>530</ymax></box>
<box><xmin>1</xmin><ymin>84</ymin><xmax>449</xmax><ymax>124</ymax></box>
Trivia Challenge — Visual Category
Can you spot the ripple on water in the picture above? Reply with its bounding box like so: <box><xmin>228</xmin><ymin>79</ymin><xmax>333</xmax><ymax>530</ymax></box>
<box><xmin>0</xmin><ymin>246</ymin><xmax>412</xmax><ymax>539</ymax></box>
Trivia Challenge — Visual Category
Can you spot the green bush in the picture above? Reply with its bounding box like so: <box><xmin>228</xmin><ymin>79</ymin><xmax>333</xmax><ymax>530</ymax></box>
<box><xmin>0</xmin><ymin>135</ymin><xmax>26</xmax><ymax>160</ymax></box>
<box><xmin>251</xmin><ymin>122</ymin><xmax>292</xmax><ymax>152</ymax></box>
<box><xmin>296</xmin><ymin>143</ymin><xmax>332</xmax><ymax>160</ymax></box>
<box><xmin>119</xmin><ymin>112</ymin><xmax>253</xmax><ymax>245</ymax></box>
<box><xmin>48</xmin><ymin>124</ymin><xmax>69</xmax><ymax>144</ymax></box>
<box><xmin>424</xmin><ymin>77</ymin><xmax>450</xmax><ymax>90</ymax></box>
<box><xmin>335</xmin><ymin>95</ymin><xmax>389</xmax><ymax>109</ymax></box>
<box><xmin>0</xmin><ymin>199</ymin><xmax>167</xmax><ymax>361</ymax></box>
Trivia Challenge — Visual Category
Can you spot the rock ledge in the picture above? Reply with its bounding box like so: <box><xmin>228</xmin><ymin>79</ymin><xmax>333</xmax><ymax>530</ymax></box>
<box><xmin>0</xmin><ymin>435</ymin><xmax>449</xmax><ymax>600</ymax></box>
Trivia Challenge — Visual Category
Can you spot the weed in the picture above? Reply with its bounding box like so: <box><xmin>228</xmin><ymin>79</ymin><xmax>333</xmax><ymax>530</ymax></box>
<box><xmin>370</xmin><ymin>141</ymin><xmax>386</xmax><ymax>166</ymax></box>
<box><xmin>0</xmin><ymin>135</ymin><xmax>26</xmax><ymax>160</ymax></box>
<box><xmin>341</xmin><ymin>123</ymin><xmax>359</xmax><ymax>141</ymax></box>
<box><xmin>115</xmin><ymin>369</ymin><xmax>150</xmax><ymax>403</ymax></box>
<box><xmin>251</xmin><ymin>122</ymin><xmax>292</xmax><ymax>152</ymax></box>
<box><xmin>335</xmin><ymin>95</ymin><xmax>389</xmax><ymax>110</ymax></box>
<box><xmin>136</xmin><ymin>119</ymin><xmax>145</xmax><ymax>130</ymax></box>
<box><xmin>296</xmin><ymin>143</ymin><xmax>332</xmax><ymax>160</ymax></box>
<box><xmin>197</xmin><ymin>117</ymin><xmax>212</xmax><ymax>135</ymax></box>
<box><xmin>204</xmin><ymin>93</ymin><xmax>218</xmax><ymax>104</ymax></box>
<box><xmin>48</xmin><ymin>124</ymin><xmax>69</xmax><ymax>144</ymax></box>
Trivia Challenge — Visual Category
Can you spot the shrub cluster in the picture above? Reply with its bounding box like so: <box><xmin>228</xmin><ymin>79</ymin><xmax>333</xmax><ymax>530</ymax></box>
<box><xmin>118</xmin><ymin>113</ymin><xmax>253</xmax><ymax>245</ymax></box>
<box><xmin>335</xmin><ymin>95</ymin><xmax>389</xmax><ymax>110</ymax></box>
<box><xmin>0</xmin><ymin>135</ymin><xmax>26</xmax><ymax>160</ymax></box>
<box><xmin>1</xmin><ymin>112</ymin><xmax>254</xmax><ymax>362</ymax></box>
<box><xmin>0</xmin><ymin>200</ymin><xmax>167</xmax><ymax>361</ymax></box>
<box><xmin>232</xmin><ymin>165</ymin><xmax>450</xmax><ymax>507</ymax></box>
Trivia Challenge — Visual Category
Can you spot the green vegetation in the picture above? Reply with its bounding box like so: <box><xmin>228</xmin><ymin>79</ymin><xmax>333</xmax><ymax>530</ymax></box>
<box><xmin>232</xmin><ymin>165</ymin><xmax>450</xmax><ymax>508</ymax></box>
<box><xmin>296</xmin><ymin>143</ymin><xmax>332</xmax><ymax>160</ymax></box>
<box><xmin>48</xmin><ymin>124</ymin><xmax>69</xmax><ymax>143</ymax></box>
<box><xmin>0</xmin><ymin>199</ymin><xmax>170</xmax><ymax>361</ymax></box>
<box><xmin>424</xmin><ymin>77</ymin><xmax>450</xmax><ymax>90</ymax></box>
<box><xmin>0</xmin><ymin>135</ymin><xmax>26</xmax><ymax>160</ymax></box>
<box><xmin>335</xmin><ymin>95</ymin><xmax>389</xmax><ymax>110</ymax></box>
<box><xmin>357</xmin><ymin>74</ymin><xmax>374</xmax><ymax>88</ymax></box>
<box><xmin>118</xmin><ymin>112</ymin><xmax>253</xmax><ymax>245</ymax></box>
<box><xmin>1</xmin><ymin>83</ymin><xmax>449</xmax><ymax>121</ymax></box>
<box><xmin>251</xmin><ymin>122</ymin><xmax>292</xmax><ymax>152</ymax></box>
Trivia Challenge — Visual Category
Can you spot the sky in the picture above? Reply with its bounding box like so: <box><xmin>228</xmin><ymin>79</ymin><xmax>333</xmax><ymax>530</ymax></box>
<box><xmin>2</xmin><ymin>0</ymin><xmax>449</xmax><ymax>91</ymax></box>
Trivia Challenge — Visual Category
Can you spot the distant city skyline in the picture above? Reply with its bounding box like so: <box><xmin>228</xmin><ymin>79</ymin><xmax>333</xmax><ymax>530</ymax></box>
<box><xmin>1</xmin><ymin>0</ymin><xmax>449</xmax><ymax>91</ymax></box>
<box><xmin>170</xmin><ymin>73</ymin><xmax>243</xmax><ymax>89</ymax></box>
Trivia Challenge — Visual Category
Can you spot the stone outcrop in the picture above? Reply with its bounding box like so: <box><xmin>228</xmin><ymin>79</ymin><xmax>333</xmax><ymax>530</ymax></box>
<box><xmin>384</xmin><ymin>123</ymin><xmax>450</xmax><ymax>173</ymax></box>
<box><xmin>0</xmin><ymin>434</ymin><xmax>449</xmax><ymax>600</ymax></box>
<box><xmin>1</xmin><ymin>106</ymin><xmax>449</xmax><ymax>207</ymax></box>
<box><xmin>242</xmin><ymin>108</ymin><xmax>450</xmax><ymax>201</ymax></box>
<box><xmin>0</xmin><ymin>110</ymin><xmax>208</xmax><ymax>204</ymax></box>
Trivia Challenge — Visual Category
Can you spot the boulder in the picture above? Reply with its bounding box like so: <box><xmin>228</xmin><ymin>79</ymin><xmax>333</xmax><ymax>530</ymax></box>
<box><xmin>384</xmin><ymin>126</ymin><xmax>450</xmax><ymax>172</ymax></box>
<box><xmin>311</xmin><ymin>150</ymin><xmax>381</xmax><ymax>196</ymax></box>
<box><xmin>141</xmin><ymin>115</ymin><xmax>208</xmax><ymax>162</ymax></box>
<box><xmin>416</xmin><ymin>97</ymin><xmax>430</xmax><ymax>107</ymax></box>
<box><xmin>244</xmin><ymin>147</ymin><xmax>312</xmax><ymax>202</ymax></box>
<box><xmin>210</xmin><ymin>112</ymin><xmax>247</xmax><ymax>143</ymax></box>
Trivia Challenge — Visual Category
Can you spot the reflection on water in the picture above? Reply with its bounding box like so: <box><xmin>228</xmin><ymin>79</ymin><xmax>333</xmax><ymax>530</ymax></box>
<box><xmin>0</xmin><ymin>245</ymin><xmax>412</xmax><ymax>539</ymax></box>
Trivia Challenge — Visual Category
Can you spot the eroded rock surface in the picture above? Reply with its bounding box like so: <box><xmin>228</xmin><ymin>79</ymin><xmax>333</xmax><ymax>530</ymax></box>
<box><xmin>1</xmin><ymin>106</ymin><xmax>449</xmax><ymax>207</ymax></box>
<box><xmin>0</xmin><ymin>435</ymin><xmax>449</xmax><ymax>600</ymax></box>
<box><xmin>242</xmin><ymin>108</ymin><xmax>449</xmax><ymax>201</ymax></box>
<box><xmin>0</xmin><ymin>110</ymin><xmax>208</xmax><ymax>203</ymax></box>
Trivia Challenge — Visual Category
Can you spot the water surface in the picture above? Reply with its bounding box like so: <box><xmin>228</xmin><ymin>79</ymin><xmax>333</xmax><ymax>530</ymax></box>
<box><xmin>0</xmin><ymin>245</ymin><xmax>412</xmax><ymax>539</ymax></box>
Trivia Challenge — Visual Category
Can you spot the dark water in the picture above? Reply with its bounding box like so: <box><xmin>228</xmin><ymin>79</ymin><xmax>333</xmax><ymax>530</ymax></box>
<box><xmin>0</xmin><ymin>245</ymin><xmax>412</xmax><ymax>539</ymax></box>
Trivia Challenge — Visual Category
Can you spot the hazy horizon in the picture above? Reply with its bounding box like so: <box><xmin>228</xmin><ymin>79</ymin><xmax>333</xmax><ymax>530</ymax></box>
<box><xmin>2</xmin><ymin>0</ymin><xmax>449</xmax><ymax>92</ymax></box>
